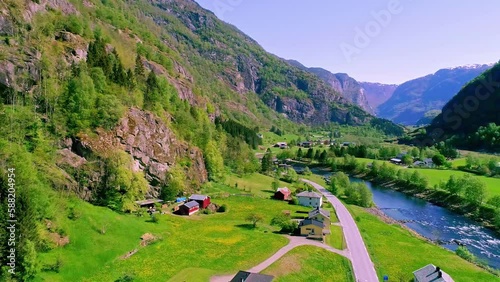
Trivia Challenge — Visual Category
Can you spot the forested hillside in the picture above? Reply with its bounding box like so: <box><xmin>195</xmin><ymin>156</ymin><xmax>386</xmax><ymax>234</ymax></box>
<box><xmin>426</xmin><ymin>62</ymin><xmax>500</xmax><ymax>151</ymax></box>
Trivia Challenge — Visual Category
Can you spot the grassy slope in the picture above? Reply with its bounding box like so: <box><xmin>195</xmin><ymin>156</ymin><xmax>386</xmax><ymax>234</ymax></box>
<box><xmin>348</xmin><ymin>205</ymin><xmax>498</xmax><ymax>282</ymax></box>
<box><xmin>261</xmin><ymin>246</ymin><xmax>354</xmax><ymax>282</ymax></box>
<box><xmin>352</xmin><ymin>158</ymin><xmax>500</xmax><ymax>199</ymax></box>
<box><xmin>36</xmin><ymin>185</ymin><xmax>311</xmax><ymax>282</ymax></box>
<box><xmin>325</xmin><ymin>225</ymin><xmax>346</xmax><ymax>250</ymax></box>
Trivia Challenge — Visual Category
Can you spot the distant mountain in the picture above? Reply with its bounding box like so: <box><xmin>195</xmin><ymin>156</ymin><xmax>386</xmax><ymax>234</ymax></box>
<box><xmin>287</xmin><ymin>60</ymin><xmax>373</xmax><ymax>113</ymax></box>
<box><xmin>360</xmin><ymin>82</ymin><xmax>398</xmax><ymax>110</ymax></box>
<box><xmin>428</xmin><ymin>62</ymin><xmax>500</xmax><ymax>140</ymax></box>
<box><xmin>378</xmin><ymin>64</ymin><xmax>493</xmax><ymax>125</ymax></box>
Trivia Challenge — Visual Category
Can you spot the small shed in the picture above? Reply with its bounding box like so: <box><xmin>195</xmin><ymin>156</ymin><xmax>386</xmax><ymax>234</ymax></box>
<box><xmin>274</xmin><ymin>187</ymin><xmax>292</xmax><ymax>201</ymax></box>
<box><xmin>178</xmin><ymin>201</ymin><xmax>199</xmax><ymax>216</ymax></box>
<box><xmin>189</xmin><ymin>194</ymin><xmax>211</xmax><ymax>209</ymax></box>
<box><xmin>134</xmin><ymin>199</ymin><xmax>163</xmax><ymax>209</ymax></box>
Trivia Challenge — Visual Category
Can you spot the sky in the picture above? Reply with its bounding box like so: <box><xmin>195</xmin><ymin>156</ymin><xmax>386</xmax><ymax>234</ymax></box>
<box><xmin>193</xmin><ymin>0</ymin><xmax>500</xmax><ymax>84</ymax></box>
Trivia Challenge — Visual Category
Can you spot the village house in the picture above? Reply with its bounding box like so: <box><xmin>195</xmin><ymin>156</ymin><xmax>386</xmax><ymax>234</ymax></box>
<box><xmin>189</xmin><ymin>194</ymin><xmax>211</xmax><ymax>209</ymax></box>
<box><xmin>230</xmin><ymin>271</ymin><xmax>274</xmax><ymax>282</ymax></box>
<box><xmin>308</xmin><ymin>207</ymin><xmax>331</xmax><ymax>226</ymax></box>
<box><xmin>273</xmin><ymin>142</ymin><xmax>287</xmax><ymax>149</ymax></box>
<box><xmin>274</xmin><ymin>187</ymin><xmax>292</xmax><ymax>201</ymax></box>
<box><xmin>413</xmin><ymin>158</ymin><xmax>434</xmax><ymax>168</ymax></box>
<box><xmin>296</xmin><ymin>191</ymin><xmax>323</xmax><ymax>208</ymax></box>
<box><xmin>413</xmin><ymin>264</ymin><xmax>454</xmax><ymax>282</ymax></box>
<box><xmin>177</xmin><ymin>201</ymin><xmax>199</xmax><ymax>216</ymax></box>
<box><xmin>134</xmin><ymin>199</ymin><xmax>163</xmax><ymax>209</ymax></box>
<box><xmin>299</xmin><ymin>141</ymin><xmax>313</xmax><ymax>148</ymax></box>
<box><xmin>299</xmin><ymin>219</ymin><xmax>327</xmax><ymax>239</ymax></box>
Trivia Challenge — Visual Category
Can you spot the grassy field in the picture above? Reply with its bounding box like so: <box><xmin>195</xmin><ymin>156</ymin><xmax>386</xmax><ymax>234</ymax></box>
<box><xmin>261</xmin><ymin>246</ymin><xmax>354</xmax><ymax>282</ymax></box>
<box><xmin>36</xmin><ymin>183</ymin><xmax>311</xmax><ymax>282</ymax></box>
<box><xmin>325</xmin><ymin>225</ymin><xmax>346</xmax><ymax>250</ymax></box>
<box><xmin>223</xmin><ymin>173</ymin><xmax>308</xmax><ymax>199</ymax></box>
<box><xmin>348</xmin><ymin>205</ymin><xmax>499</xmax><ymax>282</ymax></box>
<box><xmin>346</xmin><ymin>158</ymin><xmax>500</xmax><ymax>199</ymax></box>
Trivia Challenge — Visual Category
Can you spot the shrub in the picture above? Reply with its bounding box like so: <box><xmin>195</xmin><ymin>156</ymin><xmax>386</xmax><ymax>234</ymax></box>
<box><xmin>217</xmin><ymin>204</ymin><xmax>228</xmax><ymax>213</ymax></box>
<box><xmin>289</xmin><ymin>197</ymin><xmax>299</xmax><ymax>205</ymax></box>
<box><xmin>455</xmin><ymin>246</ymin><xmax>476</xmax><ymax>263</ymax></box>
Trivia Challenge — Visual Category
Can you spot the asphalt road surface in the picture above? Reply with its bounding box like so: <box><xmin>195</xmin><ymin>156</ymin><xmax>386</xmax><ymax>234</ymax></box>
<box><xmin>302</xmin><ymin>179</ymin><xmax>379</xmax><ymax>282</ymax></box>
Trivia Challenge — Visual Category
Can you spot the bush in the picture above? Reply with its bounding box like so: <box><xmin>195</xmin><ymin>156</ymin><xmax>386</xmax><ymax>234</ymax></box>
<box><xmin>455</xmin><ymin>246</ymin><xmax>476</xmax><ymax>263</ymax></box>
<box><xmin>289</xmin><ymin>197</ymin><xmax>299</xmax><ymax>205</ymax></box>
<box><xmin>217</xmin><ymin>204</ymin><xmax>228</xmax><ymax>213</ymax></box>
<box><xmin>202</xmin><ymin>209</ymin><xmax>213</xmax><ymax>215</ymax></box>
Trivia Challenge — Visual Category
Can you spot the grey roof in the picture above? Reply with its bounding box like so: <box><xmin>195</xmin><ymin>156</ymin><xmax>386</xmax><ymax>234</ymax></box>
<box><xmin>230</xmin><ymin>271</ymin><xmax>274</xmax><ymax>282</ymax></box>
<box><xmin>183</xmin><ymin>201</ymin><xmax>199</xmax><ymax>209</ymax></box>
<box><xmin>299</xmin><ymin>219</ymin><xmax>324</xmax><ymax>228</ymax></box>
<box><xmin>308</xmin><ymin>207</ymin><xmax>330</xmax><ymax>219</ymax></box>
<box><xmin>189</xmin><ymin>194</ymin><xmax>209</xmax><ymax>201</ymax></box>
<box><xmin>134</xmin><ymin>199</ymin><xmax>163</xmax><ymax>206</ymax></box>
<box><xmin>296</xmin><ymin>191</ymin><xmax>321</xmax><ymax>198</ymax></box>
<box><xmin>413</xmin><ymin>264</ymin><xmax>453</xmax><ymax>282</ymax></box>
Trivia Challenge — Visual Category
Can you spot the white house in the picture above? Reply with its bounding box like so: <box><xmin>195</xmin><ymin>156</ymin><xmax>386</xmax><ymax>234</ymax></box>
<box><xmin>296</xmin><ymin>191</ymin><xmax>323</xmax><ymax>208</ymax></box>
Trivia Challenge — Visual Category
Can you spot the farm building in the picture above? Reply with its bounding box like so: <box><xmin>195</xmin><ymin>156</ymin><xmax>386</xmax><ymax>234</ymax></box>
<box><xmin>177</xmin><ymin>201</ymin><xmax>199</xmax><ymax>216</ymax></box>
<box><xmin>299</xmin><ymin>219</ymin><xmax>326</xmax><ymax>239</ymax></box>
<box><xmin>189</xmin><ymin>194</ymin><xmax>211</xmax><ymax>209</ymax></box>
<box><xmin>296</xmin><ymin>191</ymin><xmax>323</xmax><ymax>208</ymax></box>
<box><xmin>413</xmin><ymin>264</ymin><xmax>454</xmax><ymax>282</ymax></box>
<box><xmin>308</xmin><ymin>207</ymin><xmax>331</xmax><ymax>226</ymax></box>
<box><xmin>274</xmin><ymin>187</ymin><xmax>292</xmax><ymax>201</ymax></box>
<box><xmin>230</xmin><ymin>271</ymin><xmax>274</xmax><ymax>282</ymax></box>
<box><xmin>134</xmin><ymin>199</ymin><xmax>163</xmax><ymax>209</ymax></box>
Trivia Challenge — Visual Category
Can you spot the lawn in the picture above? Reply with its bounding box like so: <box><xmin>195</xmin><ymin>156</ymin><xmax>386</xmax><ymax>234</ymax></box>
<box><xmin>348</xmin><ymin>205</ymin><xmax>499</xmax><ymax>282</ymax></box>
<box><xmin>325</xmin><ymin>225</ymin><xmax>345</xmax><ymax>250</ymax></box>
<box><xmin>223</xmin><ymin>173</ymin><xmax>306</xmax><ymax>198</ymax></box>
<box><xmin>261</xmin><ymin>246</ymin><xmax>354</xmax><ymax>282</ymax></box>
<box><xmin>36</xmin><ymin>188</ymin><xmax>311</xmax><ymax>282</ymax></box>
<box><xmin>409</xmin><ymin>168</ymin><xmax>500</xmax><ymax>198</ymax></box>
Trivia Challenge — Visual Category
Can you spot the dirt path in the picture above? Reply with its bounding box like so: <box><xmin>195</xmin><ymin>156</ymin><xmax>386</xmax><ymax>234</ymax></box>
<box><xmin>210</xmin><ymin>235</ymin><xmax>349</xmax><ymax>282</ymax></box>
<box><xmin>302</xmin><ymin>179</ymin><xmax>379</xmax><ymax>282</ymax></box>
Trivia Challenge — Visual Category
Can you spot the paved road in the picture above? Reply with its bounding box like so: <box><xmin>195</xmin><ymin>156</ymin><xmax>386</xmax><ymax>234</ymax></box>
<box><xmin>302</xmin><ymin>179</ymin><xmax>379</xmax><ymax>282</ymax></box>
<box><xmin>210</xmin><ymin>236</ymin><xmax>349</xmax><ymax>282</ymax></box>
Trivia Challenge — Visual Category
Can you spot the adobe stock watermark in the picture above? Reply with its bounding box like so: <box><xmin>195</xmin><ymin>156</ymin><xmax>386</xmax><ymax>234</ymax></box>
<box><xmin>212</xmin><ymin>0</ymin><xmax>243</xmax><ymax>20</ymax></box>
<box><xmin>340</xmin><ymin>0</ymin><xmax>408</xmax><ymax>63</ymax></box>
<box><xmin>418</xmin><ymin>70</ymin><xmax>500</xmax><ymax>147</ymax></box>
<box><xmin>5</xmin><ymin>167</ymin><xmax>17</xmax><ymax>275</ymax></box>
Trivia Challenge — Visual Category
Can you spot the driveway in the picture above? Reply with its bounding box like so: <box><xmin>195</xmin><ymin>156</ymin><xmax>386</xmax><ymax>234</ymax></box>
<box><xmin>302</xmin><ymin>179</ymin><xmax>379</xmax><ymax>282</ymax></box>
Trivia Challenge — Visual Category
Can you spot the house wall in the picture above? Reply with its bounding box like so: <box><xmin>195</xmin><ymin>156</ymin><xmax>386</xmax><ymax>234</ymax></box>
<box><xmin>298</xmin><ymin>196</ymin><xmax>322</xmax><ymax>208</ymax></box>
<box><xmin>300</xmin><ymin>225</ymin><xmax>323</xmax><ymax>238</ymax></box>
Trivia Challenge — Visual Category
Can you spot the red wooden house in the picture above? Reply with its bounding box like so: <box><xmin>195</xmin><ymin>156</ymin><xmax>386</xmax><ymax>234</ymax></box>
<box><xmin>274</xmin><ymin>187</ymin><xmax>291</xmax><ymax>201</ymax></box>
<box><xmin>189</xmin><ymin>194</ymin><xmax>211</xmax><ymax>209</ymax></box>
<box><xmin>178</xmin><ymin>201</ymin><xmax>199</xmax><ymax>216</ymax></box>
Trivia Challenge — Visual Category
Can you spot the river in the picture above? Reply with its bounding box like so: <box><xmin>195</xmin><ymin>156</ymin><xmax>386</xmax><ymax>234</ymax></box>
<box><xmin>305</xmin><ymin>166</ymin><xmax>500</xmax><ymax>269</ymax></box>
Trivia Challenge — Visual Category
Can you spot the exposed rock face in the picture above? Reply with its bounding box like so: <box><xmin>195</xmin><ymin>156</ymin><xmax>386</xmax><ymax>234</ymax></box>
<box><xmin>359</xmin><ymin>82</ymin><xmax>397</xmax><ymax>111</ymax></box>
<box><xmin>76</xmin><ymin>108</ymin><xmax>208</xmax><ymax>198</ymax></box>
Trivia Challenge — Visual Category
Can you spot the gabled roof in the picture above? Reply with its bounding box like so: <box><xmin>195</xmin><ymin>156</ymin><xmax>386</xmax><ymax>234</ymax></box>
<box><xmin>299</xmin><ymin>219</ymin><xmax>324</xmax><ymax>228</ymax></box>
<box><xmin>230</xmin><ymin>271</ymin><xmax>274</xmax><ymax>282</ymax></box>
<box><xmin>277</xmin><ymin>187</ymin><xmax>291</xmax><ymax>195</ymax></box>
<box><xmin>308</xmin><ymin>207</ymin><xmax>330</xmax><ymax>219</ymax></box>
<box><xmin>296</xmin><ymin>191</ymin><xmax>321</xmax><ymax>198</ymax></box>
<box><xmin>413</xmin><ymin>264</ymin><xmax>453</xmax><ymax>282</ymax></box>
<box><xmin>134</xmin><ymin>199</ymin><xmax>163</xmax><ymax>206</ymax></box>
<box><xmin>189</xmin><ymin>194</ymin><xmax>209</xmax><ymax>201</ymax></box>
<box><xmin>183</xmin><ymin>201</ymin><xmax>199</xmax><ymax>209</ymax></box>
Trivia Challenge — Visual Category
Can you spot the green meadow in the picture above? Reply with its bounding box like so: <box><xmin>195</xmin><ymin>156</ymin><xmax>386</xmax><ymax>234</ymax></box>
<box><xmin>262</xmin><ymin>246</ymin><xmax>354</xmax><ymax>282</ymax></box>
<box><xmin>36</xmin><ymin>183</ymin><xmax>313</xmax><ymax>282</ymax></box>
<box><xmin>348</xmin><ymin>205</ymin><xmax>498</xmax><ymax>282</ymax></box>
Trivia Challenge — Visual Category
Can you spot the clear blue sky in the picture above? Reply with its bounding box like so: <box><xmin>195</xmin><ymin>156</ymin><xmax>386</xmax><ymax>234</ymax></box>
<box><xmin>194</xmin><ymin>0</ymin><xmax>500</xmax><ymax>84</ymax></box>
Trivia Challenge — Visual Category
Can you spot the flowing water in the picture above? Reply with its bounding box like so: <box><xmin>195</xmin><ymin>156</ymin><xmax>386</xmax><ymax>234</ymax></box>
<box><xmin>303</xmin><ymin>166</ymin><xmax>500</xmax><ymax>269</ymax></box>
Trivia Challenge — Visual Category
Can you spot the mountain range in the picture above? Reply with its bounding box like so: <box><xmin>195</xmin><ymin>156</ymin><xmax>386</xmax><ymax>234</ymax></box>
<box><xmin>286</xmin><ymin>60</ymin><xmax>398</xmax><ymax>115</ymax></box>
<box><xmin>377</xmin><ymin>64</ymin><xmax>493</xmax><ymax>125</ymax></box>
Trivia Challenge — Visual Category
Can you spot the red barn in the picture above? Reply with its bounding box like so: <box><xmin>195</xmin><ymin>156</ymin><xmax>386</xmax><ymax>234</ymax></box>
<box><xmin>274</xmin><ymin>187</ymin><xmax>291</xmax><ymax>201</ymax></box>
<box><xmin>189</xmin><ymin>194</ymin><xmax>211</xmax><ymax>209</ymax></box>
<box><xmin>178</xmin><ymin>201</ymin><xmax>199</xmax><ymax>216</ymax></box>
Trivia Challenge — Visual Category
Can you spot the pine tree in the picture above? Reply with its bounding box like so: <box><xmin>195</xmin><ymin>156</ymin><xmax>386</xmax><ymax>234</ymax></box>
<box><xmin>135</xmin><ymin>54</ymin><xmax>145</xmax><ymax>78</ymax></box>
